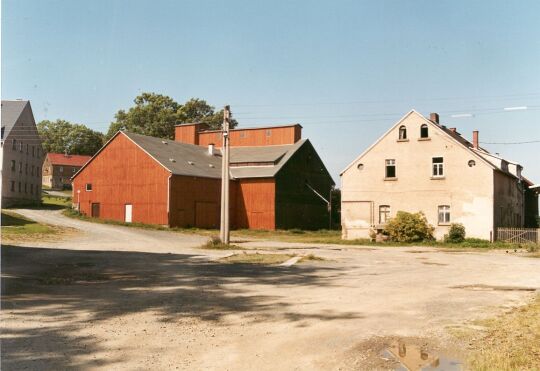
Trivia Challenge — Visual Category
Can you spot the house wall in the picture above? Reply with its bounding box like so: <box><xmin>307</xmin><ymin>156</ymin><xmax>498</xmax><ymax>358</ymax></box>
<box><xmin>493</xmin><ymin>171</ymin><xmax>525</xmax><ymax>229</ymax></box>
<box><xmin>72</xmin><ymin>133</ymin><xmax>170</xmax><ymax>225</ymax></box>
<box><xmin>42</xmin><ymin>160</ymin><xmax>83</xmax><ymax>189</ymax></box>
<box><xmin>1</xmin><ymin>104</ymin><xmax>43</xmax><ymax>207</ymax></box>
<box><xmin>275</xmin><ymin>141</ymin><xmax>335</xmax><ymax>230</ymax></box>
<box><xmin>341</xmin><ymin>111</ymin><xmax>495</xmax><ymax>240</ymax></box>
<box><xmin>235</xmin><ymin>178</ymin><xmax>276</xmax><ymax>230</ymax></box>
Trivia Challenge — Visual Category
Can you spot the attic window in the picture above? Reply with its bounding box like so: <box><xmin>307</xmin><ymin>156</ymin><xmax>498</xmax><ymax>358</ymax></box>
<box><xmin>357</xmin><ymin>163</ymin><xmax>364</xmax><ymax>170</ymax></box>
<box><xmin>398</xmin><ymin>126</ymin><xmax>407</xmax><ymax>140</ymax></box>
<box><xmin>420</xmin><ymin>124</ymin><xmax>429</xmax><ymax>138</ymax></box>
<box><xmin>468</xmin><ymin>160</ymin><xmax>476</xmax><ymax>167</ymax></box>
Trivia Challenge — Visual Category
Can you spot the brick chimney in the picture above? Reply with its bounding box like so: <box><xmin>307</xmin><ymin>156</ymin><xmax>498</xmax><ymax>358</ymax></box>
<box><xmin>208</xmin><ymin>143</ymin><xmax>215</xmax><ymax>156</ymax></box>
<box><xmin>472</xmin><ymin>130</ymin><xmax>479</xmax><ymax>149</ymax></box>
<box><xmin>174</xmin><ymin>123</ymin><xmax>209</xmax><ymax>145</ymax></box>
<box><xmin>430</xmin><ymin>112</ymin><xmax>440</xmax><ymax>124</ymax></box>
<box><xmin>449</xmin><ymin>127</ymin><xmax>456</xmax><ymax>133</ymax></box>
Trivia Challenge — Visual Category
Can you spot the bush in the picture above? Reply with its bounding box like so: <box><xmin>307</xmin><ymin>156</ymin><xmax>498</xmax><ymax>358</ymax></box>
<box><xmin>446</xmin><ymin>223</ymin><xmax>466</xmax><ymax>243</ymax></box>
<box><xmin>384</xmin><ymin>211</ymin><xmax>434</xmax><ymax>242</ymax></box>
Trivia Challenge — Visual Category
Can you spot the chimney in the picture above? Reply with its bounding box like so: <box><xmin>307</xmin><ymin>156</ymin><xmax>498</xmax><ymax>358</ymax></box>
<box><xmin>449</xmin><ymin>127</ymin><xmax>456</xmax><ymax>133</ymax></box>
<box><xmin>430</xmin><ymin>112</ymin><xmax>439</xmax><ymax>124</ymax></box>
<box><xmin>473</xmin><ymin>130</ymin><xmax>479</xmax><ymax>149</ymax></box>
<box><xmin>208</xmin><ymin>143</ymin><xmax>215</xmax><ymax>156</ymax></box>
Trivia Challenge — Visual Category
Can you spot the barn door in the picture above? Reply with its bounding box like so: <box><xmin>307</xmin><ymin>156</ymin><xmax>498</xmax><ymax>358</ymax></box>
<box><xmin>195</xmin><ymin>202</ymin><xmax>219</xmax><ymax>228</ymax></box>
<box><xmin>125</xmin><ymin>204</ymin><xmax>133</xmax><ymax>223</ymax></box>
<box><xmin>91</xmin><ymin>203</ymin><xmax>100</xmax><ymax>218</ymax></box>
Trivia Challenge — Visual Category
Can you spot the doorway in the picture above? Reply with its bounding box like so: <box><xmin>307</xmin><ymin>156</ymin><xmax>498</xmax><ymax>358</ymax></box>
<box><xmin>125</xmin><ymin>204</ymin><xmax>133</xmax><ymax>223</ymax></box>
<box><xmin>91</xmin><ymin>203</ymin><xmax>100</xmax><ymax>218</ymax></box>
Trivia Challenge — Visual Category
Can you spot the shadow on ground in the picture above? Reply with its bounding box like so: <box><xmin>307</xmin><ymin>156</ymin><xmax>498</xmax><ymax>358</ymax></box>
<box><xmin>1</xmin><ymin>244</ymin><xmax>352</xmax><ymax>370</ymax></box>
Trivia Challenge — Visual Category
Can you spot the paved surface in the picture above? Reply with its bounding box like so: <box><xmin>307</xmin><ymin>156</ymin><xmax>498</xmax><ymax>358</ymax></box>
<box><xmin>2</xmin><ymin>209</ymin><xmax>540</xmax><ymax>370</ymax></box>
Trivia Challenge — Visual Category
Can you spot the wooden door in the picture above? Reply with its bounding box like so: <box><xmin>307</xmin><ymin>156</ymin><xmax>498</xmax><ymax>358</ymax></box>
<box><xmin>125</xmin><ymin>204</ymin><xmax>133</xmax><ymax>223</ymax></box>
<box><xmin>195</xmin><ymin>202</ymin><xmax>219</xmax><ymax>228</ymax></box>
<box><xmin>91</xmin><ymin>203</ymin><xmax>100</xmax><ymax>218</ymax></box>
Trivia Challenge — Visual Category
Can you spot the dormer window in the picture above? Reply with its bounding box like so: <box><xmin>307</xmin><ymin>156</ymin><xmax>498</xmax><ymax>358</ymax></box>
<box><xmin>398</xmin><ymin>126</ymin><xmax>407</xmax><ymax>140</ymax></box>
<box><xmin>420</xmin><ymin>124</ymin><xmax>429</xmax><ymax>138</ymax></box>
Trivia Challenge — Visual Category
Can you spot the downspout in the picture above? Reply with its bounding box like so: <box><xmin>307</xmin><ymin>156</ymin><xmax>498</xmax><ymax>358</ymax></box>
<box><xmin>167</xmin><ymin>174</ymin><xmax>172</xmax><ymax>226</ymax></box>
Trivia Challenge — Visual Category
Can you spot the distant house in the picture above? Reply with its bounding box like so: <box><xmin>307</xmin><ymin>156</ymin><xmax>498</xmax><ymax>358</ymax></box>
<box><xmin>72</xmin><ymin>124</ymin><xmax>334</xmax><ymax>230</ymax></box>
<box><xmin>42</xmin><ymin>153</ymin><xmax>91</xmax><ymax>190</ymax></box>
<box><xmin>1</xmin><ymin>100</ymin><xmax>44</xmax><ymax>207</ymax></box>
<box><xmin>341</xmin><ymin>110</ymin><xmax>537</xmax><ymax>241</ymax></box>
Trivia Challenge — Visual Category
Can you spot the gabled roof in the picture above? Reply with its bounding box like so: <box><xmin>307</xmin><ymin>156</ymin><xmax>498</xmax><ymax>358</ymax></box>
<box><xmin>340</xmin><ymin>109</ymin><xmax>499</xmax><ymax>175</ymax></box>
<box><xmin>1</xmin><ymin>100</ymin><xmax>29</xmax><ymax>139</ymax></box>
<box><xmin>47</xmin><ymin>153</ymin><xmax>92</xmax><ymax>167</ymax></box>
<box><xmin>229</xmin><ymin>140</ymin><xmax>307</xmax><ymax>179</ymax></box>
<box><xmin>123</xmin><ymin>131</ymin><xmax>223</xmax><ymax>178</ymax></box>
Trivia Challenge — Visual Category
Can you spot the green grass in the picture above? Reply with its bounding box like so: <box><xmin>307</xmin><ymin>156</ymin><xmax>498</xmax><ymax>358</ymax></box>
<box><xmin>202</xmin><ymin>237</ymin><xmax>243</xmax><ymax>250</ymax></box>
<box><xmin>42</xmin><ymin>195</ymin><xmax>72</xmax><ymax>208</ymax></box>
<box><xmin>1</xmin><ymin>210</ymin><xmax>57</xmax><ymax>238</ymax></box>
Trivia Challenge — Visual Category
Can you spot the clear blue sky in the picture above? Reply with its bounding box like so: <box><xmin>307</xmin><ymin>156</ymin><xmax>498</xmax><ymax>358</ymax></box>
<box><xmin>3</xmin><ymin>0</ymin><xmax>540</xmax><ymax>184</ymax></box>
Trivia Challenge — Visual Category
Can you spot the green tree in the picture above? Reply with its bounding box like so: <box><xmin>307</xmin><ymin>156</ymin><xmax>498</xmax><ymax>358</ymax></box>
<box><xmin>106</xmin><ymin>93</ymin><xmax>237</xmax><ymax>140</ymax></box>
<box><xmin>37</xmin><ymin>120</ymin><xmax>104</xmax><ymax>156</ymax></box>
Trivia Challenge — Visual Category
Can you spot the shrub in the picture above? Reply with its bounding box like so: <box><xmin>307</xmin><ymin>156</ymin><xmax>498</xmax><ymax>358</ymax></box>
<box><xmin>446</xmin><ymin>223</ymin><xmax>466</xmax><ymax>243</ymax></box>
<box><xmin>384</xmin><ymin>211</ymin><xmax>434</xmax><ymax>242</ymax></box>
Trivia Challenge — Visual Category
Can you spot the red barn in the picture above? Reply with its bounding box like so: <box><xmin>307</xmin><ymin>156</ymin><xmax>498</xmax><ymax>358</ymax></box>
<box><xmin>72</xmin><ymin>124</ymin><xmax>334</xmax><ymax>230</ymax></box>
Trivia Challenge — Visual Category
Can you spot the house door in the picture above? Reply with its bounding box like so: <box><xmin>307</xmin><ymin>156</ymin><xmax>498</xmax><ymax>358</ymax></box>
<box><xmin>91</xmin><ymin>203</ymin><xmax>100</xmax><ymax>218</ymax></box>
<box><xmin>125</xmin><ymin>204</ymin><xmax>133</xmax><ymax>223</ymax></box>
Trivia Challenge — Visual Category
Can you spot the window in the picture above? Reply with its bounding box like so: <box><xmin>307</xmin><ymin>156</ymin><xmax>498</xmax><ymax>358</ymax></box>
<box><xmin>357</xmin><ymin>163</ymin><xmax>364</xmax><ymax>170</ymax></box>
<box><xmin>60</xmin><ymin>166</ymin><xmax>64</xmax><ymax>173</ymax></box>
<box><xmin>432</xmin><ymin>157</ymin><xmax>444</xmax><ymax>177</ymax></box>
<box><xmin>12</xmin><ymin>139</ymin><xmax>16</xmax><ymax>150</ymax></box>
<box><xmin>19</xmin><ymin>162</ymin><xmax>22</xmax><ymax>173</ymax></box>
<box><xmin>32</xmin><ymin>146</ymin><xmax>35</xmax><ymax>157</ymax></box>
<box><xmin>26</xmin><ymin>144</ymin><xmax>29</xmax><ymax>154</ymax></box>
<box><xmin>25</xmin><ymin>163</ymin><xmax>28</xmax><ymax>174</ymax></box>
<box><xmin>10</xmin><ymin>181</ymin><xmax>15</xmax><ymax>192</ymax></box>
<box><xmin>18</xmin><ymin>182</ymin><xmax>21</xmax><ymax>193</ymax></box>
<box><xmin>31</xmin><ymin>165</ymin><xmax>34</xmax><ymax>176</ymax></box>
<box><xmin>72</xmin><ymin>167</ymin><xmax>77</xmax><ymax>173</ymax></box>
<box><xmin>86</xmin><ymin>183</ymin><xmax>92</xmax><ymax>191</ymax></box>
<box><xmin>385</xmin><ymin>159</ymin><xmax>396</xmax><ymax>178</ymax></box>
<box><xmin>11</xmin><ymin>160</ymin><xmax>16</xmax><ymax>171</ymax></box>
<box><xmin>468</xmin><ymin>160</ymin><xmax>476</xmax><ymax>167</ymax></box>
<box><xmin>379</xmin><ymin>205</ymin><xmax>390</xmax><ymax>224</ymax></box>
<box><xmin>24</xmin><ymin>183</ymin><xmax>27</xmax><ymax>193</ymax></box>
<box><xmin>240</xmin><ymin>131</ymin><xmax>246</xmax><ymax>138</ymax></box>
<box><xmin>31</xmin><ymin>184</ymin><xmax>34</xmax><ymax>194</ymax></box>
<box><xmin>19</xmin><ymin>142</ymin><xmax>23</xmax><ymax>152</ymax></box>
<box><xmin>420</xmin><ymin>124</ymin><xmax>429</xmax><ymax>138</ymax></box>
<box><xmin>398</xmin><ymin>126</ymin><xmax>407</xmax><ymax>140</ymax></box>
<box><xmin>438</xmin><ymin>205</ymin><xmax>450</xmax><ymax>224</ymax></box>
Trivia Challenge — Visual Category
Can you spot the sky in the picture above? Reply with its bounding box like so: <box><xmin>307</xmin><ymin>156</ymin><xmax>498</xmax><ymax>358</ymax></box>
<box><xmin>2</xmin><ymin>0</ymin><xmax>540</xmax><ymax>184</ymax></box>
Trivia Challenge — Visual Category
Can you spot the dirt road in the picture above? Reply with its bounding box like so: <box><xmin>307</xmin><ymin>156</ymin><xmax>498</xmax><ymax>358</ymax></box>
<box><xmin>2</xmin><ymin>209</ymin><xmax>540</xmax><ymax>370</ymax></box>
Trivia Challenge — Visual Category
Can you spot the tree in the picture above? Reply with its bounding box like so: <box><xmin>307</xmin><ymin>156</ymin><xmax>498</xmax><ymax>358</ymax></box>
<box><xmin>37</xmin><ymin>120</ymin><xmax>104</xmax><ymax>156</ymax></box>
<box><xmin>106</xmin><ymin>93</ymin><xmax>237</xmax><ymax>140</ymax></box>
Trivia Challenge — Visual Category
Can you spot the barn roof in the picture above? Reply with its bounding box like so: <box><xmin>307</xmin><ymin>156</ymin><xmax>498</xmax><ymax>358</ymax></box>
<box><xmin>47</xmin><ymin>153</ymin><xmax>92</xmax><ymax>167</ymax></box>
<box><xmin>229</xmin><ymin>140</ymin><xmax>307</xmax><ymax>179</ymax></box>
<box><xmin>1</xmin><ymin>100</ymin><xmax>29</xmax><ymax>139</ymax></box>
<box><xmin>123</xmin><ymin>131</ymin><xmax>223</xmax><ymax>178</ymax></box>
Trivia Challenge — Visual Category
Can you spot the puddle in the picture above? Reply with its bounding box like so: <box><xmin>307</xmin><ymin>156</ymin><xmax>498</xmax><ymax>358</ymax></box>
<box><xmin>381</xmin><ymin>341</ymin><xmax>463</xmax><ymax>371</ymax></box>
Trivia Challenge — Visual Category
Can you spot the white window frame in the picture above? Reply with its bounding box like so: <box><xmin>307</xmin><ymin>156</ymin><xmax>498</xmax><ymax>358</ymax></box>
<box><xmin>385</xmin><ymin>159</ymin><xmax>396</xmax><ymax>178</ymax></box>
<box><xmin>379</xmin><ymin>205</ymin><xmax>391</xmax><ymax>224</ymax></box>
<box><xmin>438</xmin><ymin>205</ymin><xmax>450</xmax><ymax>224</ymax></box>
<box><xmin>432</xmin><ymin>157</ymin><xmax>444</xmax><ymax>177</ymax></box>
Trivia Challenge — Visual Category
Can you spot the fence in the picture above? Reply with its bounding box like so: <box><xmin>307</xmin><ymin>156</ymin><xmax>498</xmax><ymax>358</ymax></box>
<box><xmin>497</xmin><ymin>228</ymin><xmax>540</xmax><ymax>244</ymax></box>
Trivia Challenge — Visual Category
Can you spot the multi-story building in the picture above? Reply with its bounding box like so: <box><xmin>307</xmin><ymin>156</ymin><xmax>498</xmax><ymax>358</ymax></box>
<box><xmin>42</xmin><ymin>153</ymin><xmax>91</xmax><ymax>190</ymax></box>
<box><xmin>341</xmin><ymin>110</ymin><xmax>536</xmax><ymax>241</ymax></box>
<box><xmin>1</xmin><ymin>100</ymin><xmax>44</xmax><ymax>207</ymax></box>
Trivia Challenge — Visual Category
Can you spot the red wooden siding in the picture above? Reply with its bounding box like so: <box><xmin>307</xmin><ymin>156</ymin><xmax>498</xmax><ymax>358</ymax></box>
<box><xmin>235</xmin><ymin>178</ymin><xmax>276</xmax><ymax>230</ymax></box>
<box><xmin>199</xmin><ymin>125</ymin><xmax>301</xmax><ymax>147</ymax></box>
<box><xmin>73</xmin><ymin>134</ymin><xmax>170</xmax><ymax>225</ymax></box>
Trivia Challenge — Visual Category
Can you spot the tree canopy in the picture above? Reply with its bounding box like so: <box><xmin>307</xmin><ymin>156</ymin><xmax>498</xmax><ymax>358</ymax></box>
<box><xmin>37</xmin><ymin>120</ymin><xmax>105</xmax><ymax>156</ymax></box>
<box><xmin>106</xmin><ymin>93</ymin><xmax>237</xmax><ymax>140</ymax></box>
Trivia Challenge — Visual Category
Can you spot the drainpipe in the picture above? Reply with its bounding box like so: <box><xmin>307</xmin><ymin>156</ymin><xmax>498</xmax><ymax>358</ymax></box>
<box><xmin>167</xmin><ymin>174</ymin><xmax>172</xmax><ymax>226</ymax></box>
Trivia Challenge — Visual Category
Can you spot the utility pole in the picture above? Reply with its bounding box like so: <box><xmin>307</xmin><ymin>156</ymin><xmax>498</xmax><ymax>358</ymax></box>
<box><xmin>220</xmin><ymin>105</ymin><xmax>231</xmax><ymax>244</ymax></box>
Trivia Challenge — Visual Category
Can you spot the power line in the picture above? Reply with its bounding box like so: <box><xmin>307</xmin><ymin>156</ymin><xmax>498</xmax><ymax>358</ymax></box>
<box><xmin>480</xmin><ymin>140</ymin><xmax>540</xmax><ymax>145</ymax></box>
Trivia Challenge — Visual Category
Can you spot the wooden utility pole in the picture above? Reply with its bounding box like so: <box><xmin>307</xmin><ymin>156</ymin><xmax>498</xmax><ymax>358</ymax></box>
<box><xmin>220</xmin><ymin>105</ymin><xmax>231</xmax><ymax>244</ymax></box>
